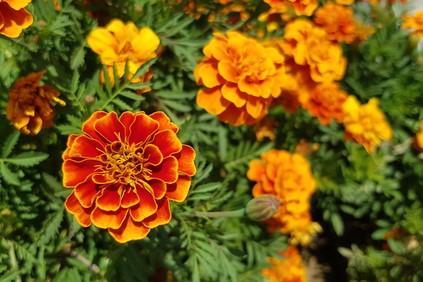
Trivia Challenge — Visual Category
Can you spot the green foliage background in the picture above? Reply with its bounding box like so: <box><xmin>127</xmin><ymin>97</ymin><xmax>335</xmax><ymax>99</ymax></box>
<box><xmin>0</xmin><ymin>0</ymin><xmax>422</xmax><ymax>281</ymax></box>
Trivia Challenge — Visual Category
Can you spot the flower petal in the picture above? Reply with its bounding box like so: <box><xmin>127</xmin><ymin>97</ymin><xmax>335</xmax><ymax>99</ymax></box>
<box><xmin>165</xmin><ymin>174</ymin><xmax>191</xmax><ymax>202</ymax></box>
<box><xmin>74</xmin><ymin>179</ymin><xmax>100</xmax><ymax>208</ymax></box>
<box><xmin>94</xmin><ymin>112</ymin><xmax>126</xmax><ymax>143</ymax></box>
<box><xmin>68</xmin><ymin>135</ymin><xmax>103</xmax><ymax>159</ymax></box>
<box><xmin>119</xmin><ymin>111</ymin><xmax>136</xmax><ymax>135</ymax></box>
<box><xmin>121</xmin><ymin>187</ymin><xmax>140</xmax><ymax>208</ymax></box>
<box><xmin>62</xmin><ymin>134</ymin><xmax>78</xmax><ymax>160</ymax></box>
<box><xmin>90</xmin><ymin>207</ymin><xmax>128</xmax><ymax>229</ymax></box>
<box><xmin>142</xmin><ymin>198</ymin><xmax>171</xmax><ymax>228</ymax></box>
<box><xmin>62</xmin><ymin>159</ymin><xmax>101</xmax><ymax>187</ymax></box>
<box><xmin>146</xmin><ymin>179</ymin><xmax>166</xmax><ymax>199</ymax></box>
<box><xmin>108</xmin><ymin>216</ymin><xmax>150</xmax><ymax>243</ymax></box>
<box><xmin>149</xmin><ymin>111</ymin><xmax>179</xmax><ymax>133</ymax></box>
<box><xmin>96</xmin><ymin>186</ymin><xmax>122</xmax><ymax>211</ymax></box>
<box><xmin>128</xmin><ymin>113</ymin><xmax>159</xmax><ymax>145</ymax></box>
<box><xmin>151</xmin><ymin>129</ymin><xmax>182</xmax><ymax>158</ymax></box>
<box><xmin>82</xmin><ymin>111</ymin><xmax>108</xmax><ymax>144</ymax></box>
<box><xmin>221</xmin><ymin>83</ymin><xmax>247</xmax><ymax>108</ymax></box>
<box><xmin>196</xmin><ymin>87</ymin><xmax>231</xmax><ymax>115</ymax></box>
<box><xmin>150</xmin><ymin>156</ymin><xmax>178</xmax><ymax>183</ymax></box>
<box><xmin>65</xmin><ymin>193</ymin><xmax>93</xmax><ymax>227</ymax></box>
<box><xmin>143</xmin><ymin>144</ymin><xmax>163</xmax><ymax>166</ymax></box>
<box><xmin>175</xmin><ymin>145</ymin><xmax>196</xmax><ymax>176</ymax></box>
<box><xmin>129</xmin><ymin>186</ymin><xmax>157</xmax><ymax>221</ymax></box>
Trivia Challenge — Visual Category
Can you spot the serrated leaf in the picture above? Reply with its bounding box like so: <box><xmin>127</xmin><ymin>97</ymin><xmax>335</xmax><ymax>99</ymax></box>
<box><xmin>0</xmin><ymin>162</ymin><xmax>20</xmax><ymax>186</ymax></box>
<box><xmin>112</xmin><ymin>98</ymin><xmax>133</xmax><ymax>111</ymax></box>
<box><xmin>37</xmin><ymin>209</ymin><xmax>64</xmax><ymax>246</ymax></box>
<box><xmin>1</xmin><ymin>131</ymin><xmax>20</xmax><ymax>158</ymax></box>
<box><xmin>5</xmin><ymin>152</ymin><xmax>49</xmax><ymax>167</ymax></box>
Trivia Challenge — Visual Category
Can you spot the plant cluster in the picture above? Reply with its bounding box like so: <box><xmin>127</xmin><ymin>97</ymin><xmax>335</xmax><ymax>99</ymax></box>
<box><xmin>0</xmin><ymin>0</ymin><xmax>422</xmax><ymax>281</ymax></box>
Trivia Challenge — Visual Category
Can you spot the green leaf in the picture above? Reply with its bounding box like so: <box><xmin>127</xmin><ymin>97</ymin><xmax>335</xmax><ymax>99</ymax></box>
<box><xmin>1</xmin><ymin>131</ymin><xmax>20</xmax><ymax>158</ymax></box>
<box><xmin>0</xmin><ymin>270</ymin><xmax>21</xmax><ymax>282</ymax></box>
<box><xmin>37</xmin><ymin>208</ymin><xmax>64</xmax><ymax>246</ymax></box>
<box><xmin>0</xmin><ymin>163</ymin><xmax>20</xmax><ymax>186</ymax></box>
<box><xmin>4</xmin><ymin>152</ymin><xmax>49</xmax><ymax>167</ymax></box>
<box><xmin>331</xmin><ymin>213</ymin><xmax>344</xmax><ymax>236</ymax></box>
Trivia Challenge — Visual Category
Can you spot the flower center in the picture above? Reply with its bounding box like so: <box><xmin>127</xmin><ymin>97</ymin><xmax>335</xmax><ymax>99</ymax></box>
<box><xmin>100</xmin><ymin>140</ymin><xmax>150</xmax><ymax>186</ymax></box>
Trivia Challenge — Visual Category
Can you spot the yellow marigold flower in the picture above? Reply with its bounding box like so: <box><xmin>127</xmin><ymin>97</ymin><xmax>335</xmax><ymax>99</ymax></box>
<box><xmin>86</xmin><ymin>19</ymin><xmax>160</xmax><ymax>93</ymax></box>
<box><xmin>402</xmin><ymin>11</ymin><xmax>423</xmax><ymax>37</ymax></box>
<box><xmin>194</xmin><ymin>31</ymin><xmax>286</xmax><ymax>126</ymax></box>
<box><xmin>299</xmin><ymin>82</ymin><xmax>348</xmax><ymax>125</ymax></box>
<box><xmin>281</xmin><ymin>18</ymin><xmax>346</xmax><ymax>83</ymax></box>
<box><xmin>413</xmin><ymin>120</ymin><xmax>423</xmax><ymax>151</ymax></box>
<box><xmin>247</xmin><ymin>149</ymin><xmax>321</xmax><ymax>245</ymax></box>
<box><xmin>6</xmin><ymin>71</ymin><xmax>66</xmax><ymax>135</ymax></box>
<box><xmin>262</xmin><ymin>246</ymin><xmax>307</xmax><ymax>282</ymax></box>
<box><xmin>0</xmin><ymin>0</ymin><xmax>33</xmax><ymax>38</ymax></box>
<box><xmin>264</xmin><ymin>0</ymin><xmax>318</xmax><ymax>17</ymax></box>
<box><xmin>343</xmin><ymin>96</ymin><xmax>393</xmax><ymax>154</ymax></box>
<box><xmin>314</xmin><ymin>3</ymin><xmax>357</xmax><ymax>44</ymax></box>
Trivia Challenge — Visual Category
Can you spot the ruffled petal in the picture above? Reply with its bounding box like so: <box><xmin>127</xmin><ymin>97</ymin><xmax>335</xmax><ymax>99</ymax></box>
<box><xmin>146</xmin><ymin>179</ymin><xmax>166</xmax><ymax>199</ymax></box>
<box><xmin>94</xmin><ymin>112</ymin><xmax>126</xmax><ymax>143</ymax></box>
<box><xmin>149</xmin><ymin>112</ymin><xmax>179</xmax><ymax>133</ymax></box>
<box><xmin>142</xmin><ymin>198</ymin><xmax>171</xmax><ymax>228</ymax></box>
<box><xmin>65</xmin><ymin>193</ymin><xmax>93</xmax><ymax>227</ymax></box>
<box><xmin>129</xmin><ymin>186</ymin><xmax>157</xmax><ymax>221</ymax></box>
<box><xmin>143</xmin><ymin>144</ymin><xmax>163</xmax><ymax>166</ymax></box>
<box><xmin>121</xmin><ymin>187</ymin><xmax>140</xmax><ymax>208</ymax></box>
<box><xmin>62</xmin><ymin>159</ymin><xmax>101</xmax><ymax>187</ymax></box>
<box><xmin>68</xmin><ymin>135</ymin><xmax>103</xmax><ymax>159</ymax></box>
<box><xmin>74</xmin><ymin>179</ymin><xmax>100</xmax><ymax>208</ymax></box>
<box><xmin>128</xmin><ymin>113</ymin><xmax>159</xmax><ymax>145</ymax></box>
<box><xmin>165</xmin><ymin>174</ymin><xmax>191</xmax><ymax>202</ymax></box>
<box><xmin>82</xmin><ymin>111</ymin><xmax>108</xmax><ymax>144</ymax></box>
<box><xmin>90</xmin><ymin>207</ymin><xmax>128</xmax><ymax>229</ymax></box>
<box><xmin>196</xmin><ymin>87</ymin><xmax>231</xmax><ymax>115</ymax></box>
<box><xmin>119</xmin><ymin>111</ymin><xmax>136</xmax><ymax>138</ymax></box>
<box><xmin>108</xmin><ymin>216</ymin><xmax>150</xmax><ymax>243</ymax></box>
<box><xmin>151</xmin><ymin>129</ymin><xmax>182</xmax><ymax>158</ymax></box>
<box><xmin>62</xmin><ymin>134</ymin><xmax>78</xmax><ymax>160</ymax></box>
<box><xmin>174</xmin><ymin>145</ymin><xmax>196</xmax><ymax>176</ymax></box>
<box><xmin>96</xmin><ymin>187</ymin><xmax>122</xmax><ymax>211</ymax></box>
<box><xmin>150</xmin><ymin>156</ymin><xmax>178</xmax><ymax>183</ymax></box>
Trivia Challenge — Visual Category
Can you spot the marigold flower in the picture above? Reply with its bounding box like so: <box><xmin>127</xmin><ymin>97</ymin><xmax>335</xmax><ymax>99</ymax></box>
<box><xmin>281</xmin><ymin>18</ymin><xmax>346</xmax><ymax>83</ymax></box>
<box><xmin>247</xmin><ymin>149</ymin><xmax>321</xmax><ymax>245</ymax></box>
<box><xmin>52</xmin><ymin>0</ymin><xmax>60</xmax><ymax>11</ymax></box>
<box><xmin>314</xmin><ymin>3</ymin><xmax>357</xmax><ymax>44</ymax></box>
<box><xmin>194</xmin><ymin>31</ymin><xmax>286</xmax><ymax>125</ymax></box>
<box><xmin>264</xmin><ymin>0</ymin><xmax>318</xmax><ymax>17</ymax></box>
<box><xmin>262</xmin><ymin>246</ymin><xmax>307</xmax><ymax>282</ymax></box>
<box><xmin>6</xmin><ymin>71</ymin><xmax>66</xmax><ymax>135</ymax></box>
<box><xmin>343</xmin><ymin>96</ymin><xmax>393</xmax><ymax>154</ymax></box>
<box><xmin>86</xmin><ymin>19</ymin><xmax>160</xmax><ymax>93</ymax></box>
<box><xmin>335</xmin><ymin>0</ymin><xmax>354</xmax><ymax>5</ymax></box>
<box><xmin>299</xmin><ymin>82</ymin><xmax>348</xmax><ymax>125</ymax></box>
<box><xmin>402</xmin><ymin>11</ymin><xmax>423</xmax><ymax>37</ymax></box>
<box><xmin>62</xmin><ymin>111</ymin><xmax>196</xmax><ymax>243</ymax></box>
<box><xmin>0</xmin><ymin>0</ymin><xmax>33</xmax><ymax>38</ymax></box>
<box><xmin>413</xmin><ymin>120</ymin><xmax>423</xmax><ymax>151</ymax></box>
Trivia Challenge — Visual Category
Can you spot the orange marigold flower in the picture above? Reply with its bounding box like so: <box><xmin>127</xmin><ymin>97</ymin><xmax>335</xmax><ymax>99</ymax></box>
<box><xmin>0</xmin><ymin>0</ymin><xmax>33</xmax><ymax>38</ymax></box>
<box><xmin>86</xmin><ymin>19</ymin><xmax>160</xmax><ymax>93</ymax></box>
<box><xmin>247</xmin><ymin>149</ymin><xmax>321</xmax><ymax>245</ymax></box>
<box><xmin>343</xmin><ymin>96</ymin><xmax>393</xmax><ymax>154</ymax></box>
<box><xmin>413</xmin><ymin>120</ymin><xmax>423</xmax><ymax>151</ymax></box>
<box><xmin>264</xmin><ymin>0</ymin><xmax>318</xmax><ymax>17</ymax></box>
<box><xmin>299</xmin><ymin>82</ymin><xmax>348</xmax><ymax>125</ymax></box>
<box><xmin>6</xmin><ymin>71</ymin><xmax>66</xmax><ymax>135</ymax></box>
<box><xmin>402</xmin><ymin>11</ymin><xmax>423</xmax><ymax>37</ymax></box>
<box><xmin>194</xmin><ymin>31</ymin><xmax>286</xmax><ymax>126</ymax></box>
<box><xmin>262</xmin><ymin>246</ymin><xmax>307</xmax><ymax>282</ymax></box>
<box><xmin>314</xmin><ymin>3</ymin><xmax>357</xmax><ymax>44</ymax></box>
<box><xmin>52</xmin><ymin>0</ymin><xmax>60</xmax><ymax>11</ymax></box>
<box><xmin>281</xmin><ymin>18</ymin><xmax>346</xmax><ymax>83</ymax></box>
<box><xmin>62</xmin><ymin>111</ymin><xmax>196</xmax><ymax>243</ymax></box>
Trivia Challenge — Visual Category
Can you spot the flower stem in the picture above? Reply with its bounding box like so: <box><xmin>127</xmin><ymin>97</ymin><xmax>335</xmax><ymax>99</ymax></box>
<box><xmin>192</xmin><ymin>208</ymin><xmax>245</xmax><ymax>219</ymax></box>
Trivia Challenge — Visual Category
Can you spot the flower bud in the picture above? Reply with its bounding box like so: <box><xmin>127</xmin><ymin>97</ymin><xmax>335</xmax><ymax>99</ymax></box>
<box><xmin>245</xmin><ymin>195</ymin><xmax>280</xmax><ymax>222</ymax></box>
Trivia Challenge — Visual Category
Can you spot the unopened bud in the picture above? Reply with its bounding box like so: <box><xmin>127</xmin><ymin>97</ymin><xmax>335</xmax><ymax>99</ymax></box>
<box><xmin>245</xmin><ymin>195</ymin><xmax>280</xmax><ymax>222</ymax></box>
<box><xmin>84</xmin><ymin>95</ymin><xmax>96</xmax><ymax>105</ymax></box>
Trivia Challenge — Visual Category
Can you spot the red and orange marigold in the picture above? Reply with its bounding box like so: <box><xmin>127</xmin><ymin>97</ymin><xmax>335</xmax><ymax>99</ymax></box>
<box><xmin>247</xmin><ymin>149</ymin><xmax>321</xmax><ymax>245</ymax></box>
<box><xmin>0</xmin><ymin>0</ymin><xmax>33</xmax><ymax>38</ymax></box>
<box><xmin>195</xmin><ymin>31</ymin><xmax>285</xmax><ymax>126</ymax></box>
<box><xmin>299</xmin><ymin>82</ymin><xmax>348</xmax><ymax>125</ymax></box>
<box><xmin>62</xmin><ymin>111</ymin><xmax>196</xmax><ymax>243</ymax></box>
<box><xmin>402</xmin><ymin>11</ymin><xmax>423</xmax><ymax>37</ymax></box>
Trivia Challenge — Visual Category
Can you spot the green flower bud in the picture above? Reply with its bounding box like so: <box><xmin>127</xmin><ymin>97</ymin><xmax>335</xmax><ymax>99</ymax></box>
<box><xmin>245</xmin><ymin>195</ymin><xmax>280</xmax><ymax>222</ymax></box>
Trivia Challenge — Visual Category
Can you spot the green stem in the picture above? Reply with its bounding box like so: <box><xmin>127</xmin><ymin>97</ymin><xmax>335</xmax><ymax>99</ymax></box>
<box><xmin>192</xmin><ymin>208</ymin><xmax>245</xmax><ymax>219</ymax></box>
